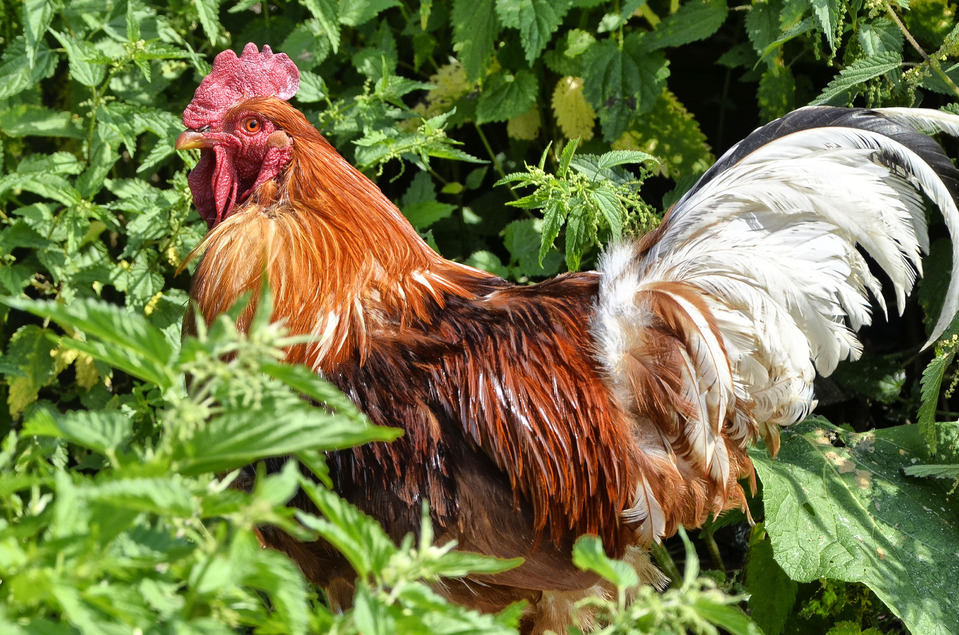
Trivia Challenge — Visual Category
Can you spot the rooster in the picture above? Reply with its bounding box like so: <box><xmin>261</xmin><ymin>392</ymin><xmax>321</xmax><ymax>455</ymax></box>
<box><xmin>176</xmin><ymin>44</ymin><xmax>959</xmax><ymax>632</ymax></box>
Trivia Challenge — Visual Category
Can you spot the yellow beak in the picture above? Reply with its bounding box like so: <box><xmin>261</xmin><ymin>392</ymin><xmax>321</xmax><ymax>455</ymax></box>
<box><xmin>175</xmin><ymin>130</ymin><xmax>217</xmax><ymax>151</ymax></box>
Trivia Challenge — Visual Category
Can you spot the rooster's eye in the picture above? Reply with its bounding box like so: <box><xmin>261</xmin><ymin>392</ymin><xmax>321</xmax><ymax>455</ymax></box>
<box><xmin>242</xmin><ymin>118</ymin><xmax>261</xmax><ymax>133</ymax></box>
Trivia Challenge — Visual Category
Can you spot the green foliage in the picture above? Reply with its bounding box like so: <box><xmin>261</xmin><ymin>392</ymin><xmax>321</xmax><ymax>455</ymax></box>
<box><xmin>1</xmin><ymin>0</ymin><xmax>958</xmax><ymax>632</ymax></box>
<box><xmin>497</xmin><ymin>142</ymin><xmax>659</xmax><ymax>271</ymax></box>
<box><xmin>571</xmin><ymin>530</ymin><xmax>762</xmax><ymax>634</ymax></box>
<box><xmin>751</xmin><ymin>419</ymin><xmax>959</xmax><ymax>635</ymax></box>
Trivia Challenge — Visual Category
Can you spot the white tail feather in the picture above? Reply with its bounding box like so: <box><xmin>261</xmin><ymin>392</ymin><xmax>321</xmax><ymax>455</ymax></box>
<box><xmin>594</xmin><ymin>107</ymin><xmax>959</xmax><ymax>538</ymax></box>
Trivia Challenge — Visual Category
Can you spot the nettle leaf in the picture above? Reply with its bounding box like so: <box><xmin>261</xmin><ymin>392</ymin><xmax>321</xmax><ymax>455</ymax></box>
<box><xmin>810</xmin><ymin>0</ymin><xmax>841</xmax><ymax>50</ymax></box>
<box><xmin>745</xmin><ymin>0</ymin><xmax>782</xmax><ymax>56</ymax></box>
<box><xmin>583</xmin><ymin>35</ymin><xmax>670</xmax><ymax>141</ymax></box>
<box><xmin>0</xmin><ymin>105</ymin><xmax>84</xmax><ymax>139</ymax></box>
<box><xmin>22</xmin><ymin>0</ymin><xmax>55</xmax><ymax>65</ymax></box>
<box><xmin>297</xmin><ymin>479</ymin><xmax>398</xmax><ymax>578</ymax></box>
<box><xmin>564</xmin><ymin>201</ymin><xmax>593</xmax><ymax>270</ymax></box>
<box><xmin>401</xmin><ymin>171</ymin><xmax>456</xmax><ymax>229</ymax></box>
<box><xmin>476</xmin><ymin>70</ymin><xmax>538</xmax><ymax>124</ymax></box>
<box><xmin>303</xmin><ymin>0</ymin><xmax>342</xmax><ymax>53</ymax></box>
<box><xmin>812</xmin><ymin>52</ymin><xmax>903</xmax><ymax>105</ymax></box>
<box><xmin>643</xmin><ymin>0</ymin><xmax>729</xmax><ymax>51</ymax></box>
<box><xmin>6</xmin><ymin>298</ymin><xmax>178</xmax><ymax>393</ymax></box>
<box><xmin>30</xmin><ymin>409</ymin><xmax>135</xmax><ymax>456</ymax></box>
<box><xmin>857</xmin><ymin>18</ymin><xmax>905</xmax><ymax>56</ymax></box>
<box><xmin>83</xmin><ymin>477</ymin><xmax>199</xmax><ymax>517</ymax></box>
<box><xmin>338</xmin><ymin>0</ymin><xmax>400</xmax><ymax>27</ymax></box>
<box><xmin>0</xmin><ymin>37</ymin><xmax>57</xmax><ymax>100</ymax></box>
<box><xmin>495</xmin><ymin>0</ymin><xmax>572</xmax><ymax>64</ymax></box>
<box><xmin>281</xmin><ymin>23</ymin><xmax>332</xmax><ymax>71</ymax></box>
<box><xmin>611</xmin><ymin>90</ymin><xmax>712</xmax><ymax>180</ymax></box>
<box><xmin>758</xmin><ymin>65</ymin><xmax>796</xmax><ymax>121</ymax></box>
<box><xmin>194</xmin><ymin>0</ymin><xmax>223</xmax><ymax>46</ymax></box>
<box><xmin>751</xmin><ymin>419</ymin><xmax>959</xmax><ymax>635</ymax></box>
<box><xmin>552</xmin><ymin>76</ymin><xmax>596</xmax><ymax>141</ymax></box>
<box><xmin>502</xmin><ymin>219</ymin><xmax>564</xmax><ymax>278</ymax></box>
<box><xmin>50</xmin><ymin>30</ymin><xmax>108</xmax><ymax>88</ymax></box>
<box><xmin>918</xmin><ymin>348</ymin><xmax>955</xmax><ymax>453</ymax></box>
<box><xmin>451</xmin><ymin>0</ymin><xmax>501</xmax><ymax>81</ymax></box>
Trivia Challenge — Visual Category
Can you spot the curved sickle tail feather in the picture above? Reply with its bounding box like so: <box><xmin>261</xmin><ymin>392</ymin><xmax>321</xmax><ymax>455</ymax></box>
<box><xmin>594</xmin><ymin>106</ymin><xmax>959</xmax><ymax>543</ymax></box>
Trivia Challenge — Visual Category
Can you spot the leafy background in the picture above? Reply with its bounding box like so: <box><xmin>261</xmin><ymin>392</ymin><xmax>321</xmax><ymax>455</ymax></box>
<box><xmin>1</xmin><ymin>0</ymin><xmax>958</xmax><ymax>632</ymax></box>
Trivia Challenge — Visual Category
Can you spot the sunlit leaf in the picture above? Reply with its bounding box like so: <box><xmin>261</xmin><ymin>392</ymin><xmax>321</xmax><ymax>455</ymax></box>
<box><xmin>752</xmin><ymin>419</ymin><xmax>959</xmax><ymax>635</ymax></box>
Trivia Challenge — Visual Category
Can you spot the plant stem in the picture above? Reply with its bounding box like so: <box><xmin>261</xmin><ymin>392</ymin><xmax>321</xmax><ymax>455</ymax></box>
<box><xmin>886</xmin><ymin>1</ymin><xmax>959</xmax><ymax>100</ymax></box>
<box><xmin>473</xmin><ymin>123</ymin><xmax>518</xmax><ymax>200</ymax></box>
<box><xmin>649</xmin><ymin>540</ymin><xmax>683</xmax><ymax>587</ymax></box>
<box><xmin>702</xmin><ymin>530</ymin><xmax>726</xmax><ymax>573</ymax></box>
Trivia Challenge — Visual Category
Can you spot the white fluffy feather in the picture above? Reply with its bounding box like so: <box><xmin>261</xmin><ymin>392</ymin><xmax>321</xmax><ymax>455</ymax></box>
<box><xmin>594</xmin><ymin>107</ymin><xmax>959</xmax><ymax>539</ymax></box>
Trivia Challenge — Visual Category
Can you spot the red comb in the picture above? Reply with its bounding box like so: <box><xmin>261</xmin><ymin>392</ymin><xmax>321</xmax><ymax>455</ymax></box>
<box><xmin>183</xmin><ymin>43</ymin><xmax>300</xmax><ymax>129</ymax></box>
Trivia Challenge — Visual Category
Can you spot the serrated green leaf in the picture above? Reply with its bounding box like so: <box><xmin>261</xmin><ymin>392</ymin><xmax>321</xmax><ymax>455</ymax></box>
<box><xmin>810</xmin><ymin>0</ymin><xmax>840</xmax><ymax>50</ymax></box>
<box><xmin>503</xmin><ymin>219</ymin><xmax>564</xmax><ymax>277</ymax></box>
<box><xmin>22</xmin><ymin>0</ymin><xmax>55</xmax><ymax>67</ymax></box>
<box><xmin>583</xmin><ymin>35</ymin><xmax>670</xmax><ymax>141</ymax></box>
<box><xmin>572</xmin><ymin>534</ymin><xmax>639</xmax><ymax>589</ymax></box>
<box><xmin>303</xmin><ymin>0</ymin><xmax>342</xmax><ymax>53</ymax></box>
<box><xmin>758</xmin><ymin>64</ymin><xmax>796</xmax><ymax>120</ymax></box>
<box><xmin>643</xmin><ymin>0</ymin><xmax>729</xmax><ymax>51</ymax></box>
<box><xmin>564</xmin><ymin>204</ymin><xmax>590</xmax><ymax>271</ymax></box>
<box><xmin>194</xmin><ymin>0</ymin><xmax>222</xmax><ymax>46</ymax></box>
<box><xmin>745</xmin><ymin>0</ymin><xmax>783</xmax><ymax>56</ymax></box>
<box><xmin>400</xmin><ymin>171</ymin><xmax>456</xmax><ymax>229</ymax></box>
<box><xmin>297</xmin><ymin>479</ymin><xmax>397</xmax><ymax>577</ymax></box>
<box><xmin>125</xmin><ymin>0</ymin><xmax>141</xmax><ymax>42</ymax></box>
<box><xmin>45</xmin><ymin>410</ymin><xmax>134</xmax><ymax>456</ymax></box>
<box><xmin>84</xmin><ymin>477</ymin><xmax>198</xmax><ymax>517</ymax></box>
<box><xmin>589</xmin><ymin>187</ymin><xmax>623</xmax><ymax>238</ymax></box>
<box><xmin>0</xmin><ymin>37</ymin><xmax>57</xmax><ymax>100</ymax></box>
<box><xmin>557</xmin><ymin>138</ymin><xmax>579</xmax><ymax>178</ymax></box>
<box><xmin>857</xmin><ymin>18</ymin><xmax>905</xmax><ymax>56</ymax></box>
<box><xmin>918</xmin><ymin>349</ymin><xmax>954</xmax><ymax>453</ymax></box>
<box><xmin>0</xmin><ymin>105</ymin><xmax>84</xmax><ymax>139</ymax></box>
<box><xmin>495</xmin><ymin>0</ymin><xmax>571</xmax><ymax>64</ymax></box>
<box><xmin>751</xmin><ymin>419</ymin><xmax>959</xmax><ymax>635</ymax></box>
<box><xmin>338</xmin><ymin>0</ymin><xmax>400</xmax><ymax>27</ymax></box>
<box><xmin>812</xmin><ymin>52</ymin><xmax>903</xmax><ymax>105</ymax></box>
<box><xmin>50</xmin><ymin>30</ymin><xmax>107</xmax><ymax>88</ymax></box>
<box><xmin>427</xmin><ymin>550</ymin><xmax>524</xmax><ymax>578</ymax></box>
<box><xmin>465</xmin><ymin>251</ymin><xmax>509</xmax><ymax>277</ymax></box>
<box><xmin>539</xmin><ymin>199</ymin><xmax>569</xmax><ymax>266</ymax></box>
<box><xmin>451</xmin><ymin>0</ymin><xmax>500</xmax><ymax>81</ymax></box>
<box><xmin>476</xmin><ymin>70</ymin><xmax>538</xmax><ymax>124</ymax></box>
<box><xmin>574</xmin><ymin>150</ymin><xmax>658</xmax><ymax>174</ymax></box>
<box><xmin>5</xmin><ymin>298</ymin><xmax>178</xmax><ymax>393</ymax></box>
<box><xmin>172</xmin><ymin>392</ymin><xmax>399</xmax><ymax>475</ymax></box>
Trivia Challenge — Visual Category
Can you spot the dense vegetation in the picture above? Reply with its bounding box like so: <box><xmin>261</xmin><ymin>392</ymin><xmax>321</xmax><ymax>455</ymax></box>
<box><xmin>1</xmin><ymin>0</ymin><xmax>958</xmax><ymax>632</ymax></box>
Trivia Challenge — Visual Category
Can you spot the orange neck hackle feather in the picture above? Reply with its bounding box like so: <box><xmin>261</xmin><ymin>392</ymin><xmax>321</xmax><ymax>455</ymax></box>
<box><xmin>185</xmin><ymin>97</ymin><xmax>492</xmax><ymax>371</ymax></box>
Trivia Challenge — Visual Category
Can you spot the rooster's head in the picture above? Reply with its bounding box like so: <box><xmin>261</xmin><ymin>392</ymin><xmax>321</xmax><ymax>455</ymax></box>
<box><xmin>177</xmin><ymin>43</ymin><xmax>300</xmax><ymax>227</ymax></box>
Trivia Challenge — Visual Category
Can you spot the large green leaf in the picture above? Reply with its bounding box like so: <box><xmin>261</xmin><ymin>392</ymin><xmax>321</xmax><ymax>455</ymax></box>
<box><xmin>495</xmin><ymin>0</ymin><xmax>571</xmax><ymax>64</ymax></box>
<box><xmin>583</xmin><ymin>35</ymin><xmax>670</xmax><ymax>141</ymax></box>
<box><xmin>451</xmin><ymin>0</ymin><xmax>500</xmax><ymax>80</ymax></box>
<box><xmin>751</xmin><ymin>419</ymin><xmax>959</xmax><ymax>635</ymax></box>
<box><xmin>476</xmin><ymin>69</ymin><xmax>538</xmax><ymax>124</ymax></box>
<box><xmin>643</xmin><ymin>0</ymin><xmax>729</xmax><ymax>51</ymax></box>
<box><xmin>6</xmin><ymin>298</ymin><xmax>178</xmax><ymax>393</ymax></box>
